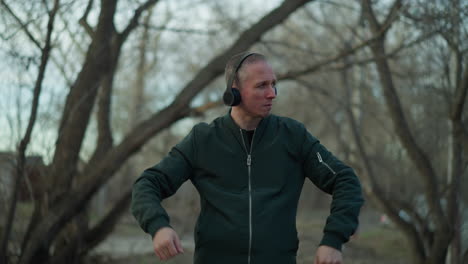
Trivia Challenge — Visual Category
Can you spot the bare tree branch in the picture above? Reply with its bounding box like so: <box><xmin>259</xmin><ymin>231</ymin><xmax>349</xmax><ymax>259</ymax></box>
<box><xmin>190</xmin><ymin>100</ymin><xmax>224</xmax><ymax>117</ymax></box>
<box><xmin>129</xmin><ymin>8</ymin><xmax>154</xmax><ymax>128</ymax></box>
<box><xmin>361</xmin><ymin>0</ymin><xmax>451</xmax><ymax>262</ymax></box>
<box><xmin>18</xmin><ymin>1</ymin><xmax>314</xmax><ymax>263</ymax></box>
<box><xmin>0</xmin><ymin>0</ymin><xmax>60</xmax><ymax>262</ymax></box>
<box><xmin>339</xmin><ymin>53</ymin><xmax>427</xmax><ymax>262</ymax></box>
<box><xmin>88</xmin><ymin>2</ymin><xmax>165</xmax><ymax>169</ymax></box>
<box><xmin>260</xmin><ymin>39</ymin><xmax>326</xmax><ymax>55</ymax></box>
<box><xmin>49</xmin><ymin>96</ymin><xmax>222</xmax><ymax>263</ymax></box>
<box><xmin>45</xmin><ymin>0</ymin><xmax>117</xmax><ymax>212</ymax></box>
<box><xmin>89</xmin><ymin>71</ymin><xmax>115</xmax><ymax>164</ymax></box>
<box><xmin>49</xmin><ymin>189</ymin><xmax>132</xmax><ymax>264</ymax></box>
<box><xmin>82</xmin><ymin>1</ymin><xmax>164</xmax><ymax>163</ymax></box>
<box><xmin>451</xmin><ymin>62</ymin><xmax>468</xmax><ymax>121</ymax></box>
<box><xmin>172</xmin><ymin>0</ymin><xmax>314</xmax><ymax>107</ymax></box>
<box><xmin>382</xmin><ymin>0</ymin><xmax>403</xmax><ymax>30</ymax></box>
<box><xmin>293</xmin><ymin>78</ymin><xmax>395</xmax><ymax>137</ymax></box>
<box><xmin>361</xmin><ymin>0</ymin><xmax>381</xmax><ymax>32</ymax></box>
<box><xmin>362</xmin><ymin>0</ymin><xmax>446</xmax><ymax>222</ymax></box>
<box><xmin>0</xmin><ymin>0</ymin><xmax>41</xmax><ymax>49</ymax></box>
<box><xmin>119</xmin><ymin>0</ymin><xmax>160</xmax><ymax>42</ymax></box>
<box><xmin>60</xmin><ymin>10</ymin><xmax>88</xmax><ymax>54</ymax></box>
<box><xmin>142</xmin><ymin>24</ymin><xmax>217</xmax><ymax>35</ymax></box>
<box><xmin>277</xmin><ymin>33</ymin><xmax>382</xmax><ymax>80</ymax></box>
<box><xmin>326</xmin><ymin>28</ymin><xmax>441</xmax><ymax>71</ymax></box>
<box><xmin>41</xmin><ymin>0</ymin><xmax>49</xmax><ymax>13</ymax></box>
<box><xmin>277</xmin><ymin>1</ymin><xmax>404</xmax><ymax>80</ymax></box>
<box><xmin>79</xmin><ymin>0</ymin><xmax>94</xmax><ymax>36</ymax></box>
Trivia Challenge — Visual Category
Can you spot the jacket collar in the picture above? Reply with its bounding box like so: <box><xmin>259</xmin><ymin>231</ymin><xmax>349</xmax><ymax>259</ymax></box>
<box><xmin>222</xmin><ymin>108</ymin><xmax>272</xmax><ymax>151</ymax></box>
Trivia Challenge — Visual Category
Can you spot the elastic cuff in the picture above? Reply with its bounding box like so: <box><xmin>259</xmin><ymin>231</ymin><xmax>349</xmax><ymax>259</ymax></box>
<box><xmin>319</xmin><ymin>232</ymin><xmax>345</xmax><ymax>251</ymax></box>
<box><xmin>147</xmin><ymin>219</ymin><xmax>172</xmax><ymax>238</ymax></box>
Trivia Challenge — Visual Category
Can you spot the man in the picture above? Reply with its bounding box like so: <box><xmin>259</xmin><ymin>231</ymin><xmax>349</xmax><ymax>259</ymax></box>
<box><xmin>131</xmin><ymin>52</ymin><xmax>364</xmax><ymax>264</ymax></box>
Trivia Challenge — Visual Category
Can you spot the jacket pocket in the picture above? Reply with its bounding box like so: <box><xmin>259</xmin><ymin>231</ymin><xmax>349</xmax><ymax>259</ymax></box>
<box><xmin>316</xmin><ymin>152</ymin><xmax>337</xmax><ymax>175</ymax></box>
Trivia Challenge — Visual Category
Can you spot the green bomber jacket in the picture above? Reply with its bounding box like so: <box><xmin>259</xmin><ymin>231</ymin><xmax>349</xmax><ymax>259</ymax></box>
<box><xmin>131</xmin><ymin>112</ymin><xmax>364</xmax><ymax>264</ymax></box>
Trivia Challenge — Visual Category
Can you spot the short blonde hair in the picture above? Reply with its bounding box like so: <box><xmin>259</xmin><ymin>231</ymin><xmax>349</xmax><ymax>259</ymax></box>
<box><xmin>224</xmin><ymin>52</ymin><xmax>267</xmax><ymax>88</ymax></box>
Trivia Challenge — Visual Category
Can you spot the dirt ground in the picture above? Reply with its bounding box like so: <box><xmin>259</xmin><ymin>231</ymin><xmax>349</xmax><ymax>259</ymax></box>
<box><xmin>90</xmin><ymin>207</ymin><xmax>410</xmax><ymax>264</ymax></box>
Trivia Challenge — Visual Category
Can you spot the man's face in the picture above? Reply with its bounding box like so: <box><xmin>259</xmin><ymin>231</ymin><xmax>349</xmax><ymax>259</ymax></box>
<box><xmin>236</xmin><ymin>61</ymin><xmax>277</xmax><ymax>118</ymax></box>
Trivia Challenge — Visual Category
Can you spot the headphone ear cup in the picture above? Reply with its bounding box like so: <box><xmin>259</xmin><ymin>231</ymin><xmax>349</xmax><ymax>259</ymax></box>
<box><xmin>223</xmin><ymin>88</ymin><xmax>241</xmax><ymax>106</ymax></box>
<box><xmin>230</xmin><ymin>88</ymin><xmax>241</xmax><ymax>106</ymax></box>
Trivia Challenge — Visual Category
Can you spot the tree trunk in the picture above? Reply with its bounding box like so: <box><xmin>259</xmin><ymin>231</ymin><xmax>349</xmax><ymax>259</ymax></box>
<box><xmin>49</xmin><ymin>190</ymin><xmax>132</xmax><ymax>264</ymax></box>
<box><xmin>18</xmin><ymin>1</ymin><xmax>118</xmax><ymax>263</ymax></box>
<box><xmin>18</xmin><ymin>1</ymin><xmax>315</xmax><ymax>263</ymax></box>
<box><xmin>47</xmin><ymin>0</ymin><xmax>117</xmax><ymax>207</ymax></box>
<box><xmin>340</xmin><ymin>38</ymin><xmax>428</xmax><ymax>263</ymax></box>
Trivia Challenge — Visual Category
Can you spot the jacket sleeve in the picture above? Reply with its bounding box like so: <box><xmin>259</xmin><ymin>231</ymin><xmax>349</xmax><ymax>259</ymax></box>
<box><xmin>131</xmin><ymin>127</ymin><xmax>197</xmax><ymax>238</ymax></box>
<box><xmin>300</xmin><ymin>125</ymin><xmax>364</xmax><ymax>251</ymax></box>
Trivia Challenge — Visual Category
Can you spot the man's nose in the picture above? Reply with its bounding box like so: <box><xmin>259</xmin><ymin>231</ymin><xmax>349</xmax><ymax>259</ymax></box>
<box><xmin>266</xmin><ymin>85</ymin><xmax>277</xmax><ymax>99</ymax></box>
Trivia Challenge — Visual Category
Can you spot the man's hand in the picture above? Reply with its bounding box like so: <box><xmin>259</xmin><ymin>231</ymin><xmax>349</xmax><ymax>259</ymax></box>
<box><xmin>314</xmin><ymin>245</ymin><xmax>342</xmax><ymax>264</ymax></box>
<box><xmin>153</xmin><ymin>227</ymin><xmax>184</xmax><ymax>261</ymax></box>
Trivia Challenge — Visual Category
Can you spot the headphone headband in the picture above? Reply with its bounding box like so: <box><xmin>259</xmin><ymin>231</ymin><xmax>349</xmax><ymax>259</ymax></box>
<box><xmin>223</xmin><ymin>52</ymin><xmax>255</xmax><ymax>106</ymax></box>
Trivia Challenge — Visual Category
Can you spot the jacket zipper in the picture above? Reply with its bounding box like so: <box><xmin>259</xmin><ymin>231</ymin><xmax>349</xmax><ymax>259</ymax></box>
<box><xmin>240</xmin><ymin>129</ymin><xmax>255</xmax><ymax>264</ymax></box>
<box><xmin>316</xmin><ymin>152</ymin><xmax>336</xmax><ymax>175</ymax></box>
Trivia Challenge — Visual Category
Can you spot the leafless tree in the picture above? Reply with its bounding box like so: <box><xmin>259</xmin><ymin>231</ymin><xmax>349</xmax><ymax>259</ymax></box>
<box><xmin>0</xmin><ymin>0</ymin><xmax>316</xmax><ymax>263</ymax></box>
<box><xmin>355</xmin><ymin>0</ymin><xmax>468</xmax><ymax>263</ymax></box>
<box><xmin>257</xmin><ymin>1</ymin><xmax>467</xmax><ymax>263</ymax></box>
<box><xmin>0</xmin><ymin>0</ymin><xmax>60</xmax><ymax>263</ymax></box>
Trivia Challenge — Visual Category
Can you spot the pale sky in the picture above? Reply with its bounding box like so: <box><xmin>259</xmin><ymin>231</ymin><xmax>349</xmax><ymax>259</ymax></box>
<box><xmin>0</xmin><ymin>0</ymin><xmax>283</xmax><ymax>162</ymax></box>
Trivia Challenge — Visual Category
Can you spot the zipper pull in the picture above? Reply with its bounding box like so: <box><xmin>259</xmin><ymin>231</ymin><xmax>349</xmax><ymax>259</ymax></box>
<box><xmin>316</xmin><ymin>152</ymin><xmax>337</xmax><ymax>175</ymax></box>
<box><xmin>317</xmin><ymin>152</ymin><xmax>323</xmax><ymax>163</ymax></box>
<box><xmin>247</xmin><ymin>154</ymin><xmax>251</xmax><ymax>166</ymax></box>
